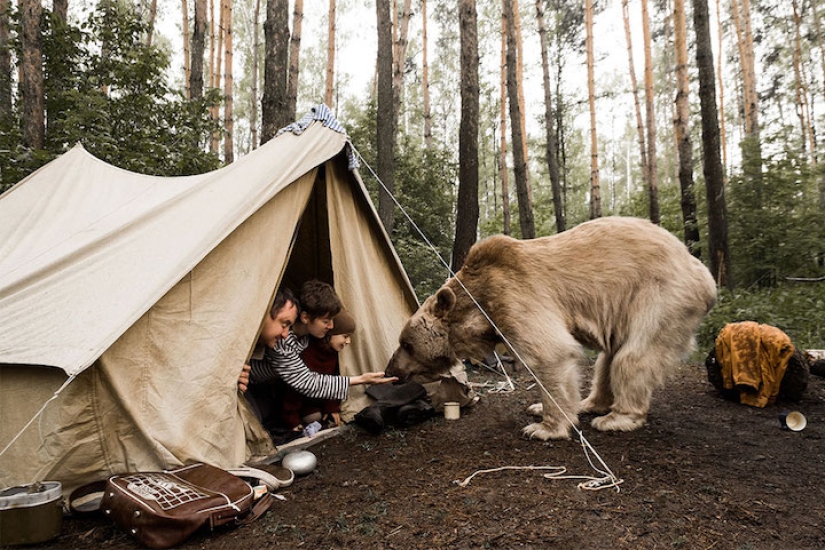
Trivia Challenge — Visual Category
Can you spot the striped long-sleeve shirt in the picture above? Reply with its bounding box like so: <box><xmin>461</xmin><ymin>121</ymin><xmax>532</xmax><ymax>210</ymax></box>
<box><xmin>249</xmin><ymin>332</ymin><xmax>350</xmax><ymax>400</ymax></box>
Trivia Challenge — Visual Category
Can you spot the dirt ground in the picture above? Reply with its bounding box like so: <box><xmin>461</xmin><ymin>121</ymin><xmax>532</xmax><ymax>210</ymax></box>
<box><xmin>35</xmin><ymin>362</ymin><xmax>825</xmax><ymax>550</ymax></box>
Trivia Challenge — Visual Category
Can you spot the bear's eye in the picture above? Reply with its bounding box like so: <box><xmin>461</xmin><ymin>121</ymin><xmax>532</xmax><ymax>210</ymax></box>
<box><xmin>402</xmin><ymin>342</ymin><xmax>414</xmax><ymax>355</ymax></box>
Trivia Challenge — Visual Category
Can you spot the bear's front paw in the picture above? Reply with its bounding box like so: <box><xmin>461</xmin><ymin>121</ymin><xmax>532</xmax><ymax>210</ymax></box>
<box><xmin>522</xmin><ymin>421</ymin><xmax>571</xmax><ymax>441</ymax></box>
<box><xmin>591</xmin><ymin>412</ymin><xmax>646</xmax><ymax>432</ymax></box>
<box><xmin>526</xmin><ymin>402</ymin><xmax>543</xmax><ymax>416</ymax></box>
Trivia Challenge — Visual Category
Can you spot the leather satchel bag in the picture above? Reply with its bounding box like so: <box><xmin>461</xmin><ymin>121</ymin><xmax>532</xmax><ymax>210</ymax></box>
<box><xmin>98</xmin><ymin>463</ymin><xmax>274</xmax><ymax>549</ymax></box>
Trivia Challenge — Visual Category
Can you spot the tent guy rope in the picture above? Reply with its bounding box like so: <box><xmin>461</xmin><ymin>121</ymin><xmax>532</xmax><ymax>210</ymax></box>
<box><xmin>352</xmin><ymin>145</ymin><xmax>623</xmax><ymax>492</ymax></box>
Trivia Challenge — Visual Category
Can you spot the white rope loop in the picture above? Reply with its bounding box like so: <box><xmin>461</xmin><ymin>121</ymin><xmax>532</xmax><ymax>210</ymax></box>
<box><xmin>353</xmin><ymin>146</ymin><xmax>623</xmax><ymax>492</ymax></box>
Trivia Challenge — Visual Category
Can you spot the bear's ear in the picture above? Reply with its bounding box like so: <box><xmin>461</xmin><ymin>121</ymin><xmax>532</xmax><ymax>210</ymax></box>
<box><xmin>433</xmin><ymin>287</ymin><xmax>456</xmax><ymax>318</ymax></box>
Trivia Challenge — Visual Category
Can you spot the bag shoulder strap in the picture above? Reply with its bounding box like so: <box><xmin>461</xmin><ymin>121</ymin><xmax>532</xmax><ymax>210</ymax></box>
<box><xmin>236</xmin><ymin>492</ymin><xmax>275</xmax><ymax>525</ymax></box>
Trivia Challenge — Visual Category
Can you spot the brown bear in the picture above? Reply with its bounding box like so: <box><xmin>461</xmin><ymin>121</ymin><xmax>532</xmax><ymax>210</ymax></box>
<box><xmin>385</xmin><ymin>216</ymin><xmax>717</xmax><ymax>440</ymax></box>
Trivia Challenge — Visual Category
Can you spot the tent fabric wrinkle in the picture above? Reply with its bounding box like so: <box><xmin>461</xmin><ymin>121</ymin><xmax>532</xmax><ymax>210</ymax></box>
<box><xmin>0</xmin><ymin>105</ymin><xmax>420</xmax><ymax>495</ymax></box>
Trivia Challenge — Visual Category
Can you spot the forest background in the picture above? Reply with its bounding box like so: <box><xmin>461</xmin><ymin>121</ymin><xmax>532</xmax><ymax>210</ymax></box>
<box><xmin>1</xmin><ymin>0</ymin><xmax>824</xmax><ymax>352</ymax></box>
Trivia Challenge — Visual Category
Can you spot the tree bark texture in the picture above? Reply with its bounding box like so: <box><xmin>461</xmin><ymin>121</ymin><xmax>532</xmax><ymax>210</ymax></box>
<box><xmin>622</xmin><ymin>0</ymin><xmax>648</xmax><ymax>200</ymax></box>
<box><xmin>452</xmin><ymin>0</ymin><xmax>479</xmax><ymax>273</ymax></box>
<box><xmin>692</xmin><ymin>0</ymin><xmax>732</xmax><ymax>289</ymax></box>
<box><xmin>251</xmin><ymin>0</ymin><xmax>261</xmax><ymax>147</ymax></box>
<box><xmin>223</xmin><ymin>0</ymin><xmax>234</xmax><ymax>163</ymax></box>
<box><xmin>585</xmin><ymin>0</ymin><xmax>600</xmax><ymax>219</ymax></box>
<box><xmin>287</xmin><ymin>0</ymin><xmax>303</xmax><ymax>119</ymax></box>
<box><xmin>714</xmin><ymin>0</ymin><xmax>727</xmax><ymax>173</ymax></box>
<box><xmin>673</xmin><ymin>0</ymin><xmax>700</xmax><ymax>256</ymax></box>
<box><xmin>376</xmin><ymin>0</ymin><xmax>396</xmax><ymax>233</ymax></box>
<box><xmin>503</xmin><ymin>0</ymin><xmax>534</xmax><ymax>238</ymax></box>
<box><xmin>325</xmin><ymin>0</ymin><xmax>335</xmax><ymax>107</ymax></box>
<box><xmin>0</xmin><ymin>0</ymin><xmax>9</xmax><ymax>122</ymax></box>
<box><xmin>536</xmin><ymin>0</ymin><xmax>563</xmax><ymax>233</ymax></box>
<box><xmin>20</xmin><ymin>0</ymin><xmax>44</xmax><ymax>149</ymax></box>
<box><xmin>499</xmin><ymin>6</ymin><xmax>510</xmax><ymax>236</ymax></box>
<box><xmin>182</xmin><ymin>0</ymin><xmax>191</xmax><ymax>98</ymax></box>
<box><xmin>393</xmin><ymin>0</ymin><xmax>412</xmax><ymax>124</ymax></box>
<box><xmin>191</xmin><ymin>0</ymin><xmax>206</xmax><ymax>99</ymax></box>
<box><xmin>147</xmin><ymin>0</ymin><xmax>158</xmax><ymax>47</ymax></box>
<box><xmin>261</xmin><ymin>0</ymin><xmax>290</xmax><ymax>143</ymax></box>
<box><xmin>422</xmin><ymin>0</ymin><xmax>432</xmax><ymax>148</ymax></box>
<box><xmin>641</xmin><ymin>0</ymin><xmax>658</xmax><ymax>224</ymax></box>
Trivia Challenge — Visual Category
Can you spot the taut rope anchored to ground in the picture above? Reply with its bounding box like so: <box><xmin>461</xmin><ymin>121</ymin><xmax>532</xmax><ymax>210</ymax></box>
<box><xmin>352</xmin><ymin>145</ymin><xmax>623</xmax><ymax>492</ymax></box>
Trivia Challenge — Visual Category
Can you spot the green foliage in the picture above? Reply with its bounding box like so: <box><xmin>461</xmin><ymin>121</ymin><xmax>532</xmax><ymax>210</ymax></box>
<box><xmin>0</xmin><ymin>0</ymin><xmax>221</xmax><ymax>193</ymax></box>
<box><xmin>346</xmin><ymin>101</ymin><xmax>456</xmax><ymax>301</ymax></box>
<box><xmin>727</xmin><ymin>141</ymin><xmax>824</xmax><ymax>288</ymax></box>
<box><xmin>697</xmin><ymin>283</ymin><xmax>825</xmax><ymax>353</ymax></box>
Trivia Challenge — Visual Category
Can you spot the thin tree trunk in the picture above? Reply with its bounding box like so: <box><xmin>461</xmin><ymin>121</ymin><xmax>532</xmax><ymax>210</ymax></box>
<box><xmin>325</xmin><ymin>0</ymin><xmax>335</xmax><ymax>107</ymax></box>
<box><xmin>251</xmin><ymin>0</ymin><xmax>260</xmax><ymax>148</ymax></box>
<box><xmin>393</xmin><ymin>0</ymin><xmax>412</xmax><ymax>123</ymax></box>
<box><xmin>641</xmin><ymin>0</ymin><xmax>658</xmax><ymax>224</ymax></box>
<box><xmin>692</xmin><ymin>0</ymin><xmax>732</xmax><ymax>289</ymax></box>
<box><xmin>512</xmin><ymin>0</ymin><xmax>528</xmax><ymax>163</ymax></box>
<box><xmin>452</xmin><ymin>0</ymin><xmax>479</xmax><ymax>272</ymax></box>
<box><xmin>147</xmin><ymin>0</ymin><xmax>158</xmax><ymax>47</ymax></box>
<box><xmin>810</xmin><ymin>0</ymin><xmax>825</xmax><ymax>208</ymax></box>
<box><xmin>0</xmin><ymin>0</ymin><xmax>10</xmax><ymax>123</ymax></box>
<box><xmin>730</xmin><ymin>0</ymin><xmax>762</xmax><ymax>196</ymax></box>
<box><xmin>622</xmin><ymin>0</ymin><xmax>648</xmax><ymax>203</ymax></box>
<box><xmin>376</xmin><ymin>0</ymin><xmax>396</xmax><ymax>233</ymax></box>
<box><xmin>191</xmin><ymin>0</ymin><xmax>206</xmax><ymax>99</ymax></box>
<box><xmin>714</xmin><ymin>0</ymin><xmax>727</xmax><ymax>175</ymax></box>
<box><xmin>53</xmin><ymin>0</ymin><xmax>67</xmax><ymax>20</ymax></box>
<box><xmin>287</xmin><ymin>0</ymin><xmax>303</xmax><ymax>119</ymax></box>
<box><xmin>536</xmin><ymin>0</ymin><xmax>563</xmax><ymax>232</ymax></box>
<box><xmin>209</xmin><ymin>0</ymin><xmax>215</xmax><ymax>90</ymax></box>
<box><xmin>182</xmin><ymin>0</ymin><xmax>191</xmax><ymax>99</ymax></box>
<box><xmin>792</xmin><ymin>0</ymin><xmax>816</xmax><ymax>161</ymax></box>
<box><xmin>499</xmin><ymin>6</ymin><xmax>511</xmax><ymax>236</ymax></box>
<box><xmin>422</xmin><ymin>0</ymin><xmax>432</xmax><ymax>148</ymax></box>
<box><xmin>585</xmin><ymin>0</ymin><xmax>600</xmax><ymax>219</ymax></box>
<box><xmin>223</xmin><ymin>0</ymin><xmax>234</xmax><ymax>163</ymax></box>
<box><xmin>20</xmin><ymin>0</ymin><xmax>44</xmax><ymax>149</ymax></box>
<box><xmin>212</xmin><ymin>0</ymin><xmax>226</xmax><ymax>152</ymax></box>
<box><xmin>673</xmin><ymin>0</ymin><xmax>700</xmax><ymax>256</ymax></box>
<box><xmin>261</xmin><ymin>0</ymin><xmax>290</xmax><ymax>143</ymax></box>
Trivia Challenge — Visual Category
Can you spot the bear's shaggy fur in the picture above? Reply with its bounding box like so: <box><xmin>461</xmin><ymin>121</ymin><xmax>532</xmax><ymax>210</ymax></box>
<box><xmin>386</xmin><ymin>217</ymin><xmax>717</xmax><ymax>440</ymax></box>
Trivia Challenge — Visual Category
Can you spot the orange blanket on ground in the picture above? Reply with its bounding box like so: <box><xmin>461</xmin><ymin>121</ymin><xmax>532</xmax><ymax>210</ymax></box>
<box><xmin>715</xmin><ymin>322</ymin><xmax>794</xmax><ymax>407</ymax></box>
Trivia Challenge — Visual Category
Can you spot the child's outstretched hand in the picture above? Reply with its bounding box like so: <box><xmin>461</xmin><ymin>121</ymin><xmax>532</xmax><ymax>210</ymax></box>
<box><xmin>350</xmin><ymin>371</ymin><xmax>398</xmax><ymax>386</ymax></box>
<box><xmin>237</xmin><ymin>363</ymin><xmax>251</xmax><ymax>393</ymax></box>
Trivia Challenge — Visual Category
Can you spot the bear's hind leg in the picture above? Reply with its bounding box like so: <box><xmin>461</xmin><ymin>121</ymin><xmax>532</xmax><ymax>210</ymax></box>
<box><xmin>590</xmin><ymin>344</ymin><xmax>668</xmax><ymax>432</ymax></box>
<box><xmin>580</xmin><ymin>351</ymin><xmax>614</xmax><ymax>414</ymax></box>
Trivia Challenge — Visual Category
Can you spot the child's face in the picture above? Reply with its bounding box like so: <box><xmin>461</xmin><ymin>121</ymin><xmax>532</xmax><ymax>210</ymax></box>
<box><xmin>302</xmin><ymin>312</ymin><xmax>334</xmax><ymax>339</ymax></box>
<box><xmin>329</xmin><ymin>333</ymin><xmax>351</xmax><ymax>352</ymax></box>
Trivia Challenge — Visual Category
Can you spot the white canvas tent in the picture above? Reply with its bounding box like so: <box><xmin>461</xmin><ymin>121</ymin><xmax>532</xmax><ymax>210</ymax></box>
<box><xmin>0</xmin><ymin>106</ymin><xmax>419</xmax><ymax>493</ymax></box>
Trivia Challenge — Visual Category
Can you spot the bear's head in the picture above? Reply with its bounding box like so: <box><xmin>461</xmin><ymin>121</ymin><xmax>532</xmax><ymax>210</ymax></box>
<box><xmin>385</xmin><ymin>287</ymin><xmax>459</xmax><ymax>381</ymax></box>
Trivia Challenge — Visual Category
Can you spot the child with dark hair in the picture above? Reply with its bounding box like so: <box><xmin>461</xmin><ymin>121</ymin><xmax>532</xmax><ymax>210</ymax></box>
<box><xmin>280</xmin><ymin>310</ymin><xmax>357</xmax><ymax>436</ymax></box>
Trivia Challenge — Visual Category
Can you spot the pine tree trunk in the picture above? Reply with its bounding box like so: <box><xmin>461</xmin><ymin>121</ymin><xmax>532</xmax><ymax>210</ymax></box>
<box><xmin>182</xmin><ymin>0</ymin><xmax>191</xmax><ymax>99</ymax></box>
<box><xmin>393</xmin><ymin>0</ymin><xmax>411</xmax><ymax>124</ymax></box>
<box><xmin>499</xmin><ymin>6</ymin><xmax>510</xmax><ymax>236</ymax></box>
<box><xmin>692</xmin><ymin>0</ymin><xmax>732</xmax><ymax>289</ymax></box>
<box><xmin>452</xmin><ymin>0</ymin><xmax>479</xmax><ymax>272</ymax></box>
<box><xmin>223</xmin><ymin>0</ymin><xmax>234</xmax><ymax>163</ymax></box>
<box><xmin>251</xmin><ymin>0</ymin><xmax>260</xmax><ymax>148</ymax></box>
<box><xmin>715</xmin><ymin>0</ymin><xmax>727</xmax><ymax>174</ymax></box>
<box><xmin>260</xmin><ymin>0</ymin><xmax>290</xmax><ymax>143</ymax></box>
<box><xmin>512</xmin><ymin>0</ymin><xmax>527</xmax><ymax>162</ymax></box>
<box><xmin>209</xmin><ymin>0</ymin><xmax>215</xmax><ymax>90</ymax></box>
<box><xmin>53</xmin><ymin>0</ymin><xmax>67</xmax><ymax>21</ymax></box>
<box><xmin>212</xmin><ymin>0</ymin><xmax>225</xmax><ymax>153</ymax></box>
<box><xmin>325</xmin><ymin>0</ymin><xmax>335</xmax><ymax>107</ymax></box>
<box><xmin>792</xmin><ymin>0</ymin><xmax>815</xmax><ymax>161</ymax></box>
<box><xmin>585</xmin><ymin>0</ymin><xmax>600</xmax><ymax>219</ymax></box>
<box><xmin>191</xmin><ymin>0</ymin><xmax>206</xmax><ymax>99</ymax></box>
<box><xmin>622</xmin><ymin>0</ymin><xmax>648</xmax><ymax>193</ymax></box>
<box><xmin>536</xmin><ymin>0</ymin><xmax>563</xmax><ymax>233</ymax></box>
<box><xmin>287</xmin><ymin>0</ymin><xmax>303</xmax><ymax>119</ymax></box>
<box><xmin>20</xmin><ymin>0</ymin><xmax>44</xmax><ymax>149</ymax></box>
<box><xmin>810</xmin><ymin>0</ymin><xmax>825</xmax><ymax>208</ymax></box>
<box><xmin>0</xmin><ymin>0</ymin><xmax>10</xmax><ymax>123</ymax></box>
<box><xmin>641</xmin><ymin>0</ymin><xmax>658</xmax><ymax>224</ymax></box>
<box><xmin>147</xmin><ymin>0</ymin><xmax>158</xmax><ymax>47</ymax></box>
<box><xmin>422</xmin><ymin>0</ymin><xmax>432</xmax><ymax>148</ymax></box>
<box><xmin>376</xmin><ymin>0</ymin><xmax>396</xmax><ymax>233</ymax></box>
<box><xmin>504</xmin><ymin>0</ymin><xmax>534</xmax><ymax>238</ymax></box>
<box><xmin>673</xmin><ymin>0</ymin><xmax>700</xmax><ymax>256</ymax></box>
